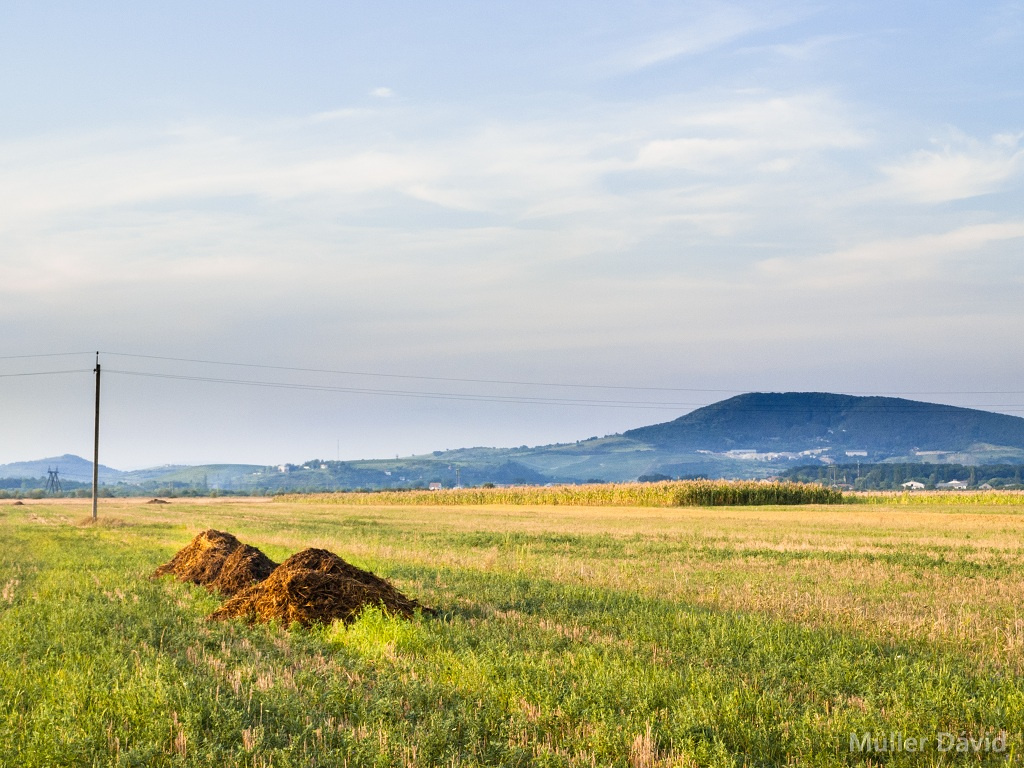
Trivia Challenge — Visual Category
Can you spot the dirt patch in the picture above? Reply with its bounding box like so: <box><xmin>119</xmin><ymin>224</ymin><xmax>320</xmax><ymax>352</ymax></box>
<box><xmin>152</xmin><ymin>529</ymin><xmax>278</xmax><ymax>597</ymax></box>
<box><xmin>208</xmin><ymin>547</ymin><xmax>434</xmax><ymax>627</ymax></box>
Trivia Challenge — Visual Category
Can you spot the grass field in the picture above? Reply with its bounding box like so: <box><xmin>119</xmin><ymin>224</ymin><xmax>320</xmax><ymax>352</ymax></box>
<box><xmin>2</xmin><ymin>495</ymin><xmax>1023</xmax><ymax>766</ymax></box>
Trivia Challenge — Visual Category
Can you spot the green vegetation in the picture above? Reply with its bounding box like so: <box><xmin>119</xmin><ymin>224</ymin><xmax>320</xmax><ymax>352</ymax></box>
<box><xmin>785</xmin><ymin>462</ymin><xmax>1024</xmax><ymax>490</ymax></box>
<box><xmin>850</xmin><ymin>489</ymin><xmax>1024</xmax><ymax>505</ymax></box>
<box><xmin>285</xmin><ymin>480</ymin><xmax>842</xmax><ymax>507</ymax></box>
<box><xmin>2</xmin><ymin>496</ymin><xmax>1023</xmax><ymax>766</ymax></box>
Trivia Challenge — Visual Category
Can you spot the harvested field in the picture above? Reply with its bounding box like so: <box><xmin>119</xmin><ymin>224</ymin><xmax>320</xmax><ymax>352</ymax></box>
<box><xmin>8</xmin><ymin>495</ymin><xmax>1024</xmax><ymax>766</ymax></box>
<box><xmin>151</xmin><ymin>528</ymin><xmax>277</xmax><ymax>597</ymax></box>
<box><xmin>209</xmin><ymin>547</ymin><xmax>432</xmax><ymax>626</ymax></box>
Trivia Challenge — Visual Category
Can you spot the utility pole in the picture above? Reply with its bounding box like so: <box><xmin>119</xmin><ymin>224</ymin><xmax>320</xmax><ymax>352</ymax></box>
<box><xmin>92</xmin><ymin>352</ymin><xmax>101</xmax><ymax>520</ymax></box>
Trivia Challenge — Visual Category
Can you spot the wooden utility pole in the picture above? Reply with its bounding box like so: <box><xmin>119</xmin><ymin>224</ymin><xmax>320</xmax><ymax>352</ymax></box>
<box><xmin>92</xmin><ymin>352</ymin><xmax>101</xmax><ymax>520</ymax></box>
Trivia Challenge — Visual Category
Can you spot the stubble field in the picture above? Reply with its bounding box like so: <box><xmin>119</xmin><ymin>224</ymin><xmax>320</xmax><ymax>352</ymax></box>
<box><xmin>1</xmin><ymin>494</ymin><xmax>1022</xmax><ymax>766</ymax></box>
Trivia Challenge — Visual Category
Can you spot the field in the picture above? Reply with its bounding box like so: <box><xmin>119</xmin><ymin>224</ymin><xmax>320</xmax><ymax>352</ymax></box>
<box><xmin>1</xmin><ymin>494</ymin><xmax>1023</xmax><ymax>766</ymax></box>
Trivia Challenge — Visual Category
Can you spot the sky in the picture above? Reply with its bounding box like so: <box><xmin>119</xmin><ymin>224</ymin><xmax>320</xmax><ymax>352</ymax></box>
<box><xmin>1</xmin><ymin>1</ymin><xmax>1023</xmax><ymax>469</ymax></box>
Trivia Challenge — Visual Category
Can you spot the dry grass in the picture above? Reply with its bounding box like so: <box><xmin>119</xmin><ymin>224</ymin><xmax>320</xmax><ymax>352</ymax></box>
<box><xmin>22</xmin><ymin>496</ymin><xmax>1024</xmax><ymax>669</ymax></box>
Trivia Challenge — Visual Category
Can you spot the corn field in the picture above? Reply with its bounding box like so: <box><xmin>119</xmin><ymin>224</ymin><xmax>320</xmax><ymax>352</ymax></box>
<box><xmin>281</xmin><ymin>480</ymin><xmax>842</xmax><ymax>507</ymax></box>
<box><xmin>851</xmin><ymin>489</ymin><xmax>1024</xmax><ymax>506</ymax></box>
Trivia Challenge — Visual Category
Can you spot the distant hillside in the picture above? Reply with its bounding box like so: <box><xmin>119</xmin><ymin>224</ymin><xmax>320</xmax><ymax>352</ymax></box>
<box><xmin>7</xmin><ymin>393</ymin><xmax>1024</xmax><ymax>492</ymax></box>
<box><xmin>622</xmin><ymin>392</ymin><xmax>1024</xmax><ymax>456</ymax></box>
<box><xmin>0</xmin><ymin>454</ymin><xmax>123</xmax><ymax>484</ymax></box>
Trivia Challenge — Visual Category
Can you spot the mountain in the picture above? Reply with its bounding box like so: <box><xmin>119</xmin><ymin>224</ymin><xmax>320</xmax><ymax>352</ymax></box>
<box><xmin>6</xmin><ymin>393</ymin><xmax>1024</xmax><ymax>490</ymax></box>
<box><xmin>621</xmin><ymin>392</ymin><xmax>1024</xmax><ymax>457</ymax></box>
<box><xmin>365</xmin><ymin>393</ymin><xmax>1024</xmax><ymax>484</ymax></box>
<box><xmin>0</xmin><ymin>454</ymin><xmax>124</xmax><ymax>484</ymax></box>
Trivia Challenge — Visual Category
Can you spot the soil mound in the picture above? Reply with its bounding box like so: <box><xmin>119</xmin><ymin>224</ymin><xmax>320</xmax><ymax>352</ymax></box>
<box><xmin>152</xmin><ymin>529</ymin><xmax>278</xmax><ymax>597</ymax></box>
<box><xmin>211</xmin><ymin>544</ymin><xmax>279</xmax><ymax>596</ymax></box>
<box><xmin>208</xmin><ymin>547</ymin><xmax>433</xmax><ymax>627</ymax></box>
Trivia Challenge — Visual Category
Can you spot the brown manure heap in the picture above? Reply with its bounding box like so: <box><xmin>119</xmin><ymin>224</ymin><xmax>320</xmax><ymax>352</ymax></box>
<box><xmin>152</xmin><ymin>529</ymin><xmax>278</xmax><ymax>597</ymax></box>
<box><xmin>209</xmin><ymin>548</ymin><xmax>433</xmax><ymax>627</ymax></box>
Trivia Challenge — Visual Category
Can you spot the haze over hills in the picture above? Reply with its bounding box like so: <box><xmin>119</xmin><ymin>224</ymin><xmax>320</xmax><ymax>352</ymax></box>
<box><xmin>5</xmin><ymin>393</ymin><xmax>1024</xmax><ymax>491</ymax></box>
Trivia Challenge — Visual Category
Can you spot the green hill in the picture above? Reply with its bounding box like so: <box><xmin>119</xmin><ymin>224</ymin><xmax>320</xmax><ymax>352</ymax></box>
<box><xmin>0</xmin><ymin>454</ymin><xmax>123</xmax><ymax>484</ymax></box>
<box><xmin>9</xmin><ymin>393</ymin><xmax>1024</xmax><ymax>491</ymax></box>
<box><xmin>621</xmin><ymin>392</ymin><xmax>1024</xmax><ymax>457</ymax></box>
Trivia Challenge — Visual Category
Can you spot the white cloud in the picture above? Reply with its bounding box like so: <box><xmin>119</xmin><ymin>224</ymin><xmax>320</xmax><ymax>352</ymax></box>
<box><xmin>879</xmin><ymin>132</ymin><xmax>1024</xmax><ymax>203</ymax></box>
<box><xmin>0</xmin><ymin>92</ymin><xmax>1018</xmax><ymax>340</ymax></box>
<box><xmin>627</xmin><ymin>92</ymin><xmax>866</xmax><ymax>185</ymax></box>
<box><xmin>0</xmin><ymin>89</ymin><xmax>868</xmax><ymax>250</ymax></box>
<box><xmin>613</xmin><ymin>3</ymin><xmax>807</xmax><ymax>71</ymax></box>
<box><xmin>621</xmin><ymin>6</ymin><xmax>761</xmax><ymax>68</ymax></box>
<box><xmin>754</xmin><ymin>33</ymin><xmax>855</xmax><ymax>61</ymax></box>
<box><xmin>635</xmin><ymin>137</ymin><xmax>752</xmax><ymax>171</ymax></box>
<box><xmin>755</xmin><ymin>220</ymin><xmax>1024</xmax><ymax>288</ymax></box>
<box><xmin>676</xmin><ymin>93</ymin><xmax>866</xmax><ymax>149</ymax></box>
<box><xmin>370</xmin><ymin>86</ymin><xmax>395</xmax><ymax>99</ymax></box>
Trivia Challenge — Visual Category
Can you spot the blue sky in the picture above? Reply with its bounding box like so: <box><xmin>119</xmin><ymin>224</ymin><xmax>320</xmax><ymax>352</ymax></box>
<box><xmin>1</xmin><ymin>1</ymin><xmax>1023</xmax><ymax>468</ymax></box>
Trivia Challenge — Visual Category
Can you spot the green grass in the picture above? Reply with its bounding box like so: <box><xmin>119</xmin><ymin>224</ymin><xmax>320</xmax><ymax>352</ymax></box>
<box><xmin>1</xmin><ymin>497</ymin><xmax>1022</xmax><ymax>766</ymax></box>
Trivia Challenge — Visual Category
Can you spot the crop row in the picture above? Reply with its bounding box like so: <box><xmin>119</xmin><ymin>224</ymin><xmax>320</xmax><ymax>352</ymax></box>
<box><xmin>281</xmin><ymin>479</ymin><xmax>843</xmax><ymax>507</ymax></box>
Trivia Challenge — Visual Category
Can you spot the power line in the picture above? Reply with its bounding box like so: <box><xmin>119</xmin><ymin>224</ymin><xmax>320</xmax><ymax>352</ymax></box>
<box><xmin>104</xmin><ymin>369</ymin><xmax>1024</xmax><ymax>413</ymax></box>
<box><xmin>105</xmin><ymin>369</ymin><xmax>698</xmax><ymax>409</ymax></box>
<box><xmin>0</xmin><ymin>352</ymin><xmax>94</xmax><ymax>360</ymax></box>
<box><xmin>99</xmin><ymin>351</ymin><xmax>751</xmax><ymax>393</ymax></box>
<box><xmin>0</xmin><ymin>369</ymin><xmax>91</xmax><ymax>378</ymax></box>
<box><xmin>5</xmin><ymin>350</ymin><xmax>1024</xmax><ymax>409</ymax></box>
<box><xmin>99</xmin><ymin>351</ymin><xmax>1024</xmax><ymax>397</ymax></box>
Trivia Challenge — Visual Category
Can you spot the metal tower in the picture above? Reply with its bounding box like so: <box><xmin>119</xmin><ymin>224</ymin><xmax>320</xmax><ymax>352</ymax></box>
<box><xmin>44</xmin><ymin>467</ymin><xmax>63</xmax><ymax>494</ymax></box>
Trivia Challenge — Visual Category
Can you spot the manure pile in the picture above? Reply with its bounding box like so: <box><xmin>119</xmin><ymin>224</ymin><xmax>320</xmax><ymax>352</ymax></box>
<box><xmin>151</xmin><ymin>529</ymin><xmax>278</xmax><ymax>597</ymax></box>
<box><xmin>154</xmin><ymin>532</ymin><xmax>431</xmax><ymax>627</ymax></box>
